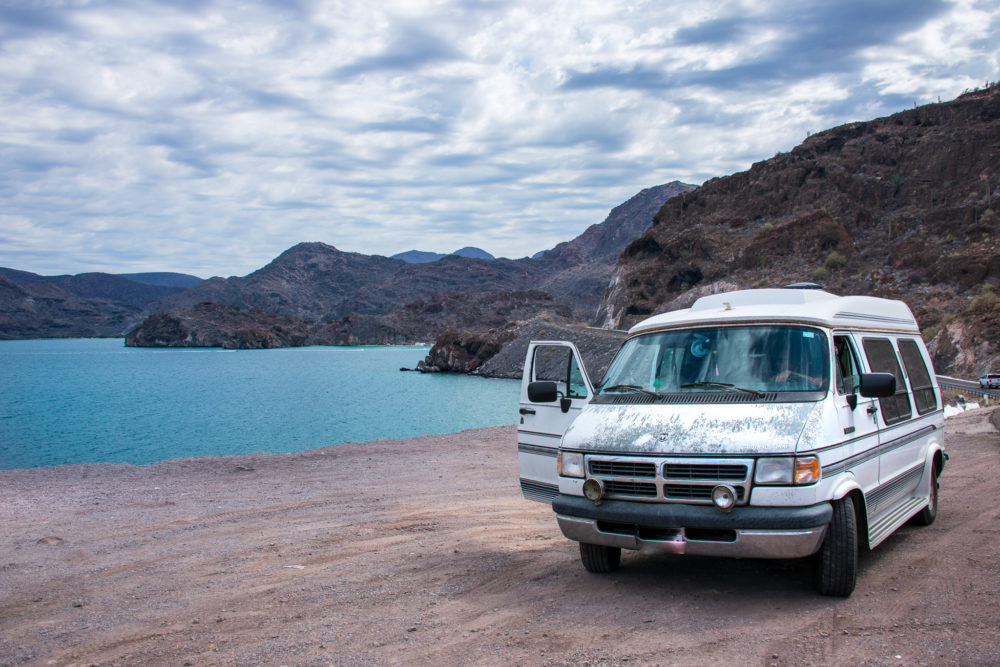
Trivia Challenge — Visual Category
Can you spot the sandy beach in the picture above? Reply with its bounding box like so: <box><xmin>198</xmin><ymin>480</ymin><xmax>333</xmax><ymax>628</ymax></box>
<box><xmin>2</xmin><ymin>410</ymin><xmax>999</xmax><ymax>666</ymax></box>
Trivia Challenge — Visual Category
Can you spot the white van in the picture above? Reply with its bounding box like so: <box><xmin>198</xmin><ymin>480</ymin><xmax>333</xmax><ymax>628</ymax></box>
<box><xmin>517</xmin><ymin>287</ymin><xmax>946</xmax><ymax>596</ymax></box>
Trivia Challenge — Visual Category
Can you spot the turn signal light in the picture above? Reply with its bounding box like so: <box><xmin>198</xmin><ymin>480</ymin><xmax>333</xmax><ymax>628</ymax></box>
<box><xmin>794</xmin><ymin>456</ymin><xmax>820</xmax><ymax>485</ymax></box>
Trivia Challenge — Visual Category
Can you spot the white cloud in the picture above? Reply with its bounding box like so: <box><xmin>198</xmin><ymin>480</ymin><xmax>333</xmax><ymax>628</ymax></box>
<box><xmin>0</xmin><ymin>0</ymin><xmax>995</xmax><ymax>277</ymax></box>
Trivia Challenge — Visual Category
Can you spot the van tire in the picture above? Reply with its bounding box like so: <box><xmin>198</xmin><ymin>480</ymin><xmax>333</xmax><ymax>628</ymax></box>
<box><xmin>813</xmin><ymin>496</ymin><xmax>857</xmax><ymax>597</ymax></box>
<box><xmin>912</xmin><ymin>465</ymin><xmax>939</xmax><ymax>526</ymax></box>
<box><xmin>579</xmin><ymin>543</ymin><xmax>621</xmax><ymax>573</ymax></box>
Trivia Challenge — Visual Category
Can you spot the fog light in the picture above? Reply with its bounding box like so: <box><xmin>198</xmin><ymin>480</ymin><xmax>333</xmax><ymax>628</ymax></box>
<box><xmin>582</xmin><ymin>478</ymin><xmax>605</xmax><ymax>505</ymax></box>
<box><xmin>711</xmin><ymin>485</ymin><xmax>737</xmax><ymax>512</ymax></box>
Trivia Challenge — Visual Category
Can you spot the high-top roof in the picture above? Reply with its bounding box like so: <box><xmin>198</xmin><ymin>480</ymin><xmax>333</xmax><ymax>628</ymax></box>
<box><xmin>629</xmin><ymin>288</ymin><xmax>920</xmax><ymax>335</ymax></box>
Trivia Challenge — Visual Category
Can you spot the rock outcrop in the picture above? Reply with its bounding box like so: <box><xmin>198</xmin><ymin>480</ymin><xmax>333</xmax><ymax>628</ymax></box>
<box><xmin>124</xmin><ymin>303</ymin><xmax>310</xmax><ymax>349</ymax></box>
<box><xmin>416</xmin><ymin>314</ymin><xmax>627</xmax><ymax>380</ymax></box>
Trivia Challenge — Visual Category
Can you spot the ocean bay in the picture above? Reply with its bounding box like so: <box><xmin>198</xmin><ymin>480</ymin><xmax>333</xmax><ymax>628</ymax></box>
<box><xmin>0</xmin><ymin>339</ymin><xmax>519</xmax><ymax>469</ymax></box>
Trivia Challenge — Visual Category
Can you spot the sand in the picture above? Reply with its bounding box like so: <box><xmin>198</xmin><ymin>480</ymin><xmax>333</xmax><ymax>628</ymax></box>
<box><xmin>2</xmin><ymin>411</ymin><xmax>999</xmax><ymax>666</ymax></box>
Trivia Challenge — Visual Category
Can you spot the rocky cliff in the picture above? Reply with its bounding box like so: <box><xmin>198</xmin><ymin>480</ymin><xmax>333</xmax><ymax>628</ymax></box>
<box><xmin>597</xmin><ymin>85</ymin><xmax>1000</xmax><ymax>377</ymax></box>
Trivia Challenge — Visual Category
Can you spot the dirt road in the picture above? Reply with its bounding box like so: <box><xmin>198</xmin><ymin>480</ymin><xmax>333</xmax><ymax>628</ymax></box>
<box><xmin>2</xmin><ymin>409</ymin><xmax>998</xmax><ymax>666</ymax></box>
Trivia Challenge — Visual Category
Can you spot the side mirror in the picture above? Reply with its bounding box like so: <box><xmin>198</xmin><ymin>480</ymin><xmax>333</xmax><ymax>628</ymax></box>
<box><xmin>859</xmin><ymin>372</ymin><xmax>896</xmax><ymax>398</ymax></box>
<box><xmin>527</xmin><ymin>381</ymin><xmax>559</xmax><ymax>403</ymax></box>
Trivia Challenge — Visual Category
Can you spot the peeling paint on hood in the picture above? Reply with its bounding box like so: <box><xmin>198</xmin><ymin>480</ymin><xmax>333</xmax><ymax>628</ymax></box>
<box><xmin>561</xmin><ymin>402</ymin><xmax>821</xmax><ymax>455</ymax></box>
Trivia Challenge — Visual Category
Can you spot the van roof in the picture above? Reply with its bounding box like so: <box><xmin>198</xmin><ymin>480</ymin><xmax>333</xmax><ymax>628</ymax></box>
<box><xmin>629</xmin><ymin>288</ymin><xmax>920</xmax><ymax>335</ymax></box>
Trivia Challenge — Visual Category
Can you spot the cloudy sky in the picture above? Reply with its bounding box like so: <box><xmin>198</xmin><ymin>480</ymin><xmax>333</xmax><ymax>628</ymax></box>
<box><xmin>1</xmin><ymin>0</ymin><xmax>997</xmax><ymax>278</ymax></box>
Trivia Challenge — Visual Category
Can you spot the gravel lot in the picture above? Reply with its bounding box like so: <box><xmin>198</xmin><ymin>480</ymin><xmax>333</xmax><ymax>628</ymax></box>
<box><xmin>2</xmin><ymin>408</ymin><xmax>998</xmax><ymax>666</ymax></box>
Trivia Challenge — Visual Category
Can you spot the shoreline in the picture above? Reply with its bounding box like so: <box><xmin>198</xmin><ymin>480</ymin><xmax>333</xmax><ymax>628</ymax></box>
<box><xmin>0</xmin><ymin>423</ymin><xmax>516</xmax><ymax>473</ymax></box>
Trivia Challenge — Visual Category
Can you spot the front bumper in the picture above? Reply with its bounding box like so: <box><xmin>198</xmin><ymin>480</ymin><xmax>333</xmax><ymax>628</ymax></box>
<box><xmin>553</xmin><ymin>495</ymin><xmax>832</xmax><ymax>559</ymax></box>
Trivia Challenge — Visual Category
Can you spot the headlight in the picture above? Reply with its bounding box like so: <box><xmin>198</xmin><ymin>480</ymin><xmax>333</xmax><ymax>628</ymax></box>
<box><xmin>558</xmin><ymin>451</ymin><xmax>585</xmax><ymax>478</ymax></box>
<box><xmin>755</xmin><ymin>455</ymin><xmax>820</xmax><ymax>485</ymax></box>
<box><xmin>755</xmin><ymin>457</ymin><xmax>793</xmax><ymax>484</ymax></box>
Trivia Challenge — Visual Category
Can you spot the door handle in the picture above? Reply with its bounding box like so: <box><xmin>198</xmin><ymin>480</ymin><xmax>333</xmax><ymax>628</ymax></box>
<box><xmin>519</xmin><ymin>408</ymin><xmax>536</xmax><ymax>415</ymax></box>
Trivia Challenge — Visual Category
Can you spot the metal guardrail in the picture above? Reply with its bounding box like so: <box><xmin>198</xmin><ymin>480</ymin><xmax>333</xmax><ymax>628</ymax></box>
<box><xmin>937</xmin><ymin>375</ymin><xmax>1000</xmax><ymax>400</ymax></box>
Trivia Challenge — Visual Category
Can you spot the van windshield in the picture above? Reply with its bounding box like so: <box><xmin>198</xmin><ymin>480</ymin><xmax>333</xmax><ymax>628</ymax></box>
<box><xmin>597</xmin><ymin>325</ymin><xmax>829</xmax><ymax>398</ymax></box>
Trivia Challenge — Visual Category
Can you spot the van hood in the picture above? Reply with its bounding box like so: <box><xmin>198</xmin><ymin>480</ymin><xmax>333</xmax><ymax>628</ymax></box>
<box><xmin>561</xmin><ymin>402</ymin><xmax>822</xmax><ymax>455</ymax></box>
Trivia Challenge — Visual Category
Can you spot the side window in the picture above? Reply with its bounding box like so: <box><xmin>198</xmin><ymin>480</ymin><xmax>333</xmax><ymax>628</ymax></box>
<box><xmin>897</xmin><ymin>338</ymin><xmax>937</xmax><ymax>415</ymax></box>
<box><xmin>862</xmin><ymin>337</ymin><xmax>912</xmax><ymax>425</ymax></box>
<box><xmin>533</xmin><ymin>345</ymin><xmax>589</xmax><ymax>399</ymax></box>
<box><xmin>834</xmin><ymin>335</ymin><xmax>861</xmax><ymax>395</ymax></box>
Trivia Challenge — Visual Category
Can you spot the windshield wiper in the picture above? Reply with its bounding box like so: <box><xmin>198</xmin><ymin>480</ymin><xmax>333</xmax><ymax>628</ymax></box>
<box><xmin>601</xmin><ymin>384</ymin><xmax>661</xmax><ymax>398</ymax></box>
<box><xmin>680</xmin><ymin>381</ymin><xmax>765</xmax><ymax>398</ymax></box>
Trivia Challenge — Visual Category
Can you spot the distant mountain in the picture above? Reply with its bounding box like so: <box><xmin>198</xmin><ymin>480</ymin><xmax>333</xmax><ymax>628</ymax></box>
<box><xmin>4</xmin><ymin>180</ymin><xmax>693</xmax><ymax>342</ymax></box>
<box><xmin>0</xmin><ymin>268</ymin><xmax>187</xmax><ymax>310</ymax></box>
<box><xmin>146</xmin><ymin>243</ymin><xmax>549</xmax><ymax>322</ymax></box>
<box><xmin>391</xmin><ymin>250</ymin><xmax>444</xmax><ymax>263</ymax></box>
<box><xmin>123</xmin><ymin>182</ymin><xmax>692</xmax><ymax>346</ymax></box>
<box><xmin>597</xmin><ymin>85</ymin><xmax>1000</xmax><ymax>377</ymax></box>
<box><xmin>119</xmin><ymin>272</ymin><xmax>203</xmax><ymax>288</ymax></box>
<box><xmin>391</xmin><ymin>247</ymin><xmax>496</xmax><ymax>263</ymax></box>
<box><xmin>0</xmin><ymin>274</ymin><xmax>141</xmax><ymax>339</ymax></box>
<box><xmin>0</xmin><ymin>268</ymin><xmax>195</xmax><ymax>337</ymax></box>
<box><xmin>453</xmin><ymin>246</ymin><xmax>495</xmax><ymax>260</ymax></box>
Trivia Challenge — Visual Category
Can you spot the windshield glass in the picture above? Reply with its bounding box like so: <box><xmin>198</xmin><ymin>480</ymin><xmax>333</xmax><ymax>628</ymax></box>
<box><xmin>598</xmin><ymin>325</ymin><xmax>829</xmax><ymax>396</ymax></box>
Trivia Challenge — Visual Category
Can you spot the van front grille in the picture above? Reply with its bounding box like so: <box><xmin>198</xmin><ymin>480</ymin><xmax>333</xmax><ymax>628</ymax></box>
<box><xmin>583</xmin><ymin>454</ymin><xmax>755</xmax><ymax>505</ymax></box>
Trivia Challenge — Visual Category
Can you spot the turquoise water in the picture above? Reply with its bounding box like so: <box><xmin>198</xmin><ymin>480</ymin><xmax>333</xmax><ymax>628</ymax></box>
<box><xmin>0</xmin><ymin>339</ymin><xmax>520</xmax><ymax>469</ymax></box>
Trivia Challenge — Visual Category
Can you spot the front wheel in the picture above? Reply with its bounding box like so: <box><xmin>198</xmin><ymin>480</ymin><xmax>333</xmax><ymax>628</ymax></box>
<box><xmin>813</xmin><ymin>495</ymin><xmax>858</xmax><ymax>597</ymax></box>
<box><xmin>579</xmin><ymin>542</ymin><xmax>621</xmax><ymax>573</ymax></box>
<box><xmin>911</xmin><ymin>465</ymin><xmax>939</xmax><ymax>526</ymax></box>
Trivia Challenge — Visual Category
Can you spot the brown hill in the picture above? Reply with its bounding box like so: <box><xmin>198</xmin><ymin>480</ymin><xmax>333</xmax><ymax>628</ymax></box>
<box><xmin>597</xmin><ymin>85</ymin><xmax>1000</xmax><ymax>377</ymax></box>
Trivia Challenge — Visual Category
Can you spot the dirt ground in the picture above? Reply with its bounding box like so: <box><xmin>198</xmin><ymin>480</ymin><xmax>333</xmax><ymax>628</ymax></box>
<box><xmin>2</xmin><ymin>408</ymin><xmax>999</xmax><ymax>666</ymax></box>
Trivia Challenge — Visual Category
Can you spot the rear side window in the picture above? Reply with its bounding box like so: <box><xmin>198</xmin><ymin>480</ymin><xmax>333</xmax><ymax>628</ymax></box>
<box><xmin>897</xmin><ymin>338</ymin><xmax>937</xmax><ymax>415</ymax></box>
<box><xmin>862</xmin><ymin>338</ymin><xmax>912</xmax><ymax>425</ymax></box>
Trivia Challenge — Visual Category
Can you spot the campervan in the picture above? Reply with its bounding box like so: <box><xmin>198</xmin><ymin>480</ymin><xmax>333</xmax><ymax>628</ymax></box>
<box><xmin>517</xmin><ymin>287</ymin><xmax>945</xmax><ymax>596</ymax></box>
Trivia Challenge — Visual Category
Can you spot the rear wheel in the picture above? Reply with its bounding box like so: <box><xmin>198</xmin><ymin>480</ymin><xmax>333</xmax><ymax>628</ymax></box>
<box><xmin>813</xmin><ymin>495</ymin><xmax>858</xmax><ymax>597</ymax></box>
<box><xmin>579</xmin><ymin>542</ymin><xmax>621</xmax><ymax>573</ymax></box>
<box><xmin>912</xmin><ymin>465</ymin><xmax>939</xmax><ymax>526</ymax></box>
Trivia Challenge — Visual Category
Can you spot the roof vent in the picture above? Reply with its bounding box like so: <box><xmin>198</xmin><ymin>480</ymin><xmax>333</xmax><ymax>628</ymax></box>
<box><xmin>783</xmin><ymin>282</ymin><xmax>824</xmax><ymax>290</ymax></box>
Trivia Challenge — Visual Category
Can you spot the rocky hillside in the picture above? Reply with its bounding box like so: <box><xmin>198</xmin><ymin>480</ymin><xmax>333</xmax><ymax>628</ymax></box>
<box><xmin>125</xmin><ymin>290</ymin><xmax>571</xmax><ymax>349</ymax></box>
<box><xmin>597</xmin><ymin>85</ymin><xmax>1000</xmax><ymax>377</ymax></box>
<box><xmin>535</xmin><ymin>182</ymin><xmax>696</xmax><ymax>315</ymax></box>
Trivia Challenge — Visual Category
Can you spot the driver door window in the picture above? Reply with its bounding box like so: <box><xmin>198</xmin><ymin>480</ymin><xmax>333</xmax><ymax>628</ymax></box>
<box><xmin>533</xmin><ymin>344</ymin><xmax>589</xmax><ymax>399</ymax></box>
